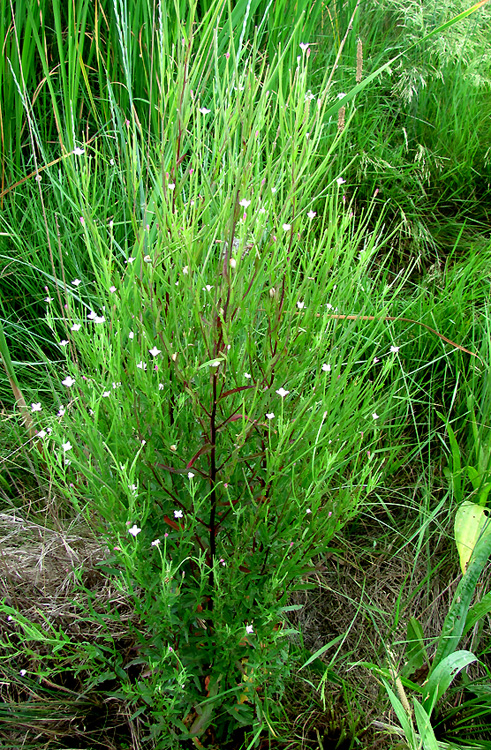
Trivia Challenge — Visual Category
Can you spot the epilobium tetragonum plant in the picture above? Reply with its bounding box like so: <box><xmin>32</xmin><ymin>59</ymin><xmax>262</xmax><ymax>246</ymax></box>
<box><xmin>13</xmin><ymin>12</ymin><xmax>413</xmax><ymax>749</ymax></box>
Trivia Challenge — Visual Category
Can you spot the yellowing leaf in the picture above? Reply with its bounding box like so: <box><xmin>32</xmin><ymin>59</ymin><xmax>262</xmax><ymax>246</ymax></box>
<box><xmin>455</xmin><ymin>501</ymin><xmax>491</xmax><ymax>575</ymax></box>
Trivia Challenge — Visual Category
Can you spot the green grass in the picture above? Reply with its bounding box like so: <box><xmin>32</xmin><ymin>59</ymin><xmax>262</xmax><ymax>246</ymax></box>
<box><xmin>1</xmin><ymin>0</ymin><xmax>491</xmax><ymax>747</ymax></box>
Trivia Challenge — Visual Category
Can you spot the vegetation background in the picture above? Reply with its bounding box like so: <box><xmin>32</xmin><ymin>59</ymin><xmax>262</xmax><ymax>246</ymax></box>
<box><xmin>1</xmin><ymin>0</ymin><xmax>491</xmax><ymax>747</ymax></box>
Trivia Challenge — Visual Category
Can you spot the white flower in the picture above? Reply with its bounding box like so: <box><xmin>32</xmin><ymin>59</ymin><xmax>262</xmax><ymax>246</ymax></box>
<box><xmin>187</xmin><ymin>472</ymin><xmax>195</xmax><ymax>480</ymax></box>
<box><xmin>336</xmin><ymin>177</ymin><xmax>346</xmax><ymax>186</ymax></box>
<box><xmin>322</xmin><ymin>364</ymin><xmax>331</xmax><ymax>372</ymax></box>
<box><xmin>128</xmin><ymin>524</ymin><xmax>141</xmax><ymax>537</ymax></box>
<box><xmin>390</xmin><ymin>345</ymin><xmax>400</xmax><ymax>354</ymax></box>
<box><xmin>20</xmin><ymin>669</ymin><xmax>27</xmax><ymax>676</ymax></box>
<box><xmin>297</xmin><ymin>301</ymin><xmax>305</xmax><ymax>309</ymax></box>
<box><xmin>337</xmin><ymin>92</ymin><xmax>346</xmax><ymax>100</ymax></box>
<box><xmin>137</xmin><ymin>361</ymin><xmax>147</xmax><ymax>370</ymax></box>
<box><xmin>299</xmin><ymin>42</ymin><xmax>310</xmax><ymax>52</ymax></box>
<box><xmin>102</xmin><ymin>391</ymin><xmax>111</xmax><ymax>397</ymax></box>
<box><xmin>244</xmin><ymin>373</ymin><xmax>251</xmax><ymax>379</ymax></box>
<box><xmin>170</xmin><ymin>444</ymin><xmax>177</xmax><ymax>451</ymax></box>
<box><xmin>72</xmin><ymin>147</ymin><xmax>84</xmax><ymax>156</ymax></box>
<box><xmin>229</xmin><ymin>257</ymin><xmax>236</xmax><ymax>268</ymax></box>
<box><xmin>151</xmin><ymin>538</ymin><xmax>161</xmax><ymax>547</ymax></box>
<box><xmin>88</xmin><ymin>311</ymin><xmax>97</xmax><ymax>320</ymax></box>
<box><xmin>71</xmin><ymin>279</ymin><xmax>82</xmax><ymax>286</ymax></box>
<box><xmin>245</xmin><ymin>624</ymin><xmax>254</xmax><ymax>634</ymax></box>
<box><xmin>62</xmin><ymin>440</ymin><xmax>72</xmax><ymax>452</ymax></box>
<box><xmin>149</xmin><ymin>346</ymin><xmax>161</xmax><ymax>357</ymax></box>
<box><xmin>276</xmin><ymin>387</ymin><xmax>290</xmax><ymax>398</ymax></box>
<box><xmin>129</xmin><ymin>331</ymin><xmax>135</xmax><ymax>339</ymax></box>
<box><xmin>203</xmin><ymin>285</ymin><xmax>213</xmax><ymax>292</ymax></box>
<box><xmin>182</xmin><ymin>266</ymin><xmax>189</xmax><ymax>274</ymax></box>
<box><xmin>112</xmin><ymin>381</ymin><xmax>121</xmax><ymax>388</ymax></box>
<box><xmin>58</xmin><ymin>406</ymin><xmax>66</xmax><ymax>417</ymax></box>
<box><xmin>129</xmin><ymin>484</ymin><xmax>138</xmax><ymax>494</ymax></box>
<box><xmin>307</xmin><ymin>210</ymin><xmax>316</xmax><ymax>219</ymax></box>
<box><xmin>109</xmin><ymin>285</ymin><xmax>117</xmax><ymax>293</ymax></box>
<box><xmin>94</xmin><ymin>316</ymin><xmax>105</xmax><ymax>324</ymax></box>
<box><xmin>59</xmin><ymin>340</ymin><xmax>69</xmax><ymax>347</ymax></box>
<box><xmin>109</xmin><ymin>158</ymin><xmax>115</xmax><ymax>166</ymax></box>
<box><xmin>210</xmin><ymin>360</ymin><xmax>220</xmax><ymax>367</ymax></box>
<box><xmin>174</xmin><ymin>509</ymin><xmax>184</xmax><ymax>518</ymax></box>
<box><xmin>306</xmin><ymin>508</ymin><xmax>312</xmax><ymax>514</ymax></box>
<box><xmin>372</xmin><ymin>413</ymin><xmax>379</xmax><ymax>420</ymax></box>
<box><xmin>71</xmin><ymin>323</ymin><xmax>81</xmax><ymax>331</ymax></box>
<box><xmin>199</xmin><ymin>107</ymin><xmax>211</xmax><ymax>114</ymax></box>
<box><xmin>239</xmin><ymin>199</ymin><xmax>251</xmax><ymax>208</ymax></box>
<box><xmin>259</xmin><ymin>207</ymin><xmax>266</xmax><ymax>214</ymax></box>
<box><xmin>44</xmin><ymin>296</ymin><xmax>54</xmax><ymax>303</ymax></box>
<box><xmin>159</xmin><ymin>383</ymin><xmax>164</xmax><ymax>390</ymax></box>
<box><xmin>126</xmin><ymin>257</ymin><xmax>135</xmax><ymax>264</ymax></box>
<box><xmin>373</xmin><ymin>357</ymin><xmax>379</xmax><ymax>364</ymax></box>
<box><xmin>168</xmin><ymin>183</ymin><xmax>175</xmax><ymax>190</ymax></box>
<box><xmin>282</xmin><ymin>223</ymin><xmax>291</xmax><ymax>232</ymax></box>
<box><xmin>62</xmin><ymin>376</ymin><xmax>76</xmax><ymax>387</ymax></box>
<box><xmin>31</xmin><ymin>403</ymin><xmax>42</xmax><ymax>412</ymax></box>
<box><xmin>269</xmin><ymin>287</ymin><xmax>276</xmax><ymax>297</ymax></box>
<box><xmin>37</xmin><ymin>430</ymin><xmax>47</xmax><ymax>438</ymax></box>
<box><xmin>143</xmin><ymin>255</ymin><xmax>152</xmax><ymax>263</ymax></box>
<box><xmin>266</xmin><ymin>412</ymin><xmax>275</xmax><ymax>420</ymax></box>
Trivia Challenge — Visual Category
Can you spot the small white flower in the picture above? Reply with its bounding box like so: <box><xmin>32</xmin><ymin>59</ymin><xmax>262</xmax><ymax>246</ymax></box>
<box><xmin>210</xmin><ymin>360</ymin><xmax>220</xmax><ymax>367</ymax></box>
<box><xmin>112</xmin><ymin>381</ymin><xmax>121</xmax><ymax>388</ymax></box>
<box><xmin>44</xmin><ymin>296</ymin><xmax>54</xmax><ymax>303</ymax></box>
<box><xmin>373</xmin><ymin>357</ymin><xmax>379</xmax><ymax>364</ymax></box>
<box><xmin>59</xmin><ymin>340</ymin><xmax>69</xmax><ymax>347</ymax></box>
<box><xmin>109</xmin><ymin>285</ymin><xmax>117</xmax><ymax>293</ymax></box>
<box><xmin>71</xmin><ymin>323</ymin><xmax>81</xmax><ymax>331</ymax></box>
<box><xmin>151</xmin><ymin>538</ymin><xmax>161</xmax><ymax>547</ymax></box>
<box><xmin>137</xmin><ymin>361</ymin><xmax>147</xmax><ymax>370</ymax></box>
<box><xmin>336</xmin><ymin>177</ymin><xmax>346</xmax><ymax>186</ymax></box>
<box><xmin>182</xmin><ymin>266</ymin><xmax>189</xmax><ymax>275</ymax></box>
<box><xmin>297</xmin><ymin>300</ymin><xmax>305</xmax><ymax>309</ymax></box>
<box><xmin>20</xmin><ymin>669</ymin><xmax>27</xmax><ymax>676</ymax></box>
<box><xmin>282</xmin><ymin>223</ymin><xmax>291</xmax><ymax>232</ymax></box>
<box><xmin>62</xmin><ymin>376</ymin><xmax>76</xmax><ymax>387</ymax></box>
<box><xmin>159</xmin><ymin>383</ymin><xmax>164</xmax><ymax>390</ymax></box>
<box><xmin>58</xmin><ymin>406</ymin><xmax>66</xmax><ymax>417</ymax></box>
<box><xmin>372</xmin><ymin>413</ymin><xmax>379</xmax><ymax>420</ymax></box>
<box><xmin>102</xmin><ymin>391</ymin><xmax>111</xmax><ymax>397</ymax></box>
<box><xmin>244</xmin><ymin>373</ymin><xmax>251</xmax><ymax>379</ymax></box>
<box><xmin>259</xmin><ymin>207</ymin><xmax>266</xmax><ymax>215</ymax></box>
<box><xmin>149</xmin><ymin>346</ymin><xmax>162</xmax><ymax>357</ymax></box>
<box><xmin>37</xmin><ymin>429</ymin><xmax>47</xmax><ymax>438</ymax></box>
<box><xmin>229</xmin><ymin>257</ymin><xmax>236</xmax><ymax>268</ymax></box>
<box><xmin>62</xmin><ymin>440</ymin><xmax>72</xmax><ymax>452</ymax></box>
<box><xmin>187</xmin><ymin>472</ymin><xmax>195</xmax><ymax>480</ymax></box>
<box><xmin>110</xmin><ymin>158</ymin><xmax>115</xmax><ymax>166</ymax></box>
<box><xmin>72</xmin><ymin>147</ymin><xmax>85</xmax><ymax>156</ymax></box>
<box><xmin>143</xmin><ymin>255</ymin><xmax>152</xmax><ymax>263</ymax></box>
<box><xmin>88</xmin><ymin>311</ymin><xmax>97</xmax><ymax>320</ymax></box>
<box><xmin>245</xmin><ymin>624</ymin><xmax>254</xmax><ymax>634</ymax></box>
<box><xmin>129</xmin><ymin>331</ymin><xmax>135</xmax><ymax>339</ymax></box>
<box><xmin>168</xmin><ymin>183</ymin><xmax>175</xmax><ymax>190</ymax></box>
<box><xmin>128</xmin><ymin>524</ymin><xmax>141</xmax><ymax>537</ymax></box>
<box><xmin>239</xmin><ymin>199</ymin><xmax>251</xmax><ymax>208</ymax></box>
<box><xmin>306</xmin><ymin>508</ymin><xmax>312</xmax><ymax>514</ymax></box>
<box><xmin>174</xmin><ymin>509</ymin><xmax>184</xmax><ymax>518</ymax></box>
<box><xmin>276</xmin><ymin>387</ymin><xmax>290</xmax><ymax>398</ymax></box>
<box><xmin>170</xmin><ymin>444</ymin><xmax>177</xmax><ymax>451</ymax></box>
<box><xmin>307</xmin><ymin>210</ymin><xmax>316</xmax><ymax>219</ymax></box>
<box><xmin>266</xmin><ymin>412</ymin><xmax>275</xmax><ymax>420</ymax></box>
<box><xmin>299</xmin><ymin>42</ymin><xmax>310</xmax><ymax>52</ymax></box>
<box><xmin>271</xmin><ymin>187</ymin><xmax>277</xmax><ymax>193</ymax></box>
<box><xmin>199</xmin><ymin>107</ymin><xmax>211</xmax><ymax>114</ymax></box>
<box><xmin>31</xmin><ymin>403</ymin><xmax>42</xmax><ymax>412</ymax></box>
<box><xmin>129</xmin><ymin>484</ymin><xmax>138</xmax><ymax>494</ymax></box>
<box><xmin>337</xmin><ymin>92</ymin><xmax>346</xmax><ymax>100</ymax></box>
<box><xmin>71</xmin><ymin>279</ymin><xmax>82</xmax><ymax>287</ymax></box>
<box><xmin>322</xmin><ymin>364</ymin><xmax>331</xmax><ymax>372</ymax></box>
<box><xmin>94</xmin><ymin>316</ymin><xmax>105</xmax><ymax>324</ymax></box>
<box><xmin>203</xmin><ymin>285</ymin><xmax>213</xmax><ymax>292</ymax></box>
<box><xmin>390</xmin><ymin>345</ymin><xmax>400</xmax><ymax>354</ymax></box>
<box><xmin>269</xmin><ymin>287</ymin><xmax>276</xmax><ymax>298</ymax></box>
<box><xmin>126</xmin><ymin>257</ymin><xmax>135</xmax><ymax>264</ymax></box>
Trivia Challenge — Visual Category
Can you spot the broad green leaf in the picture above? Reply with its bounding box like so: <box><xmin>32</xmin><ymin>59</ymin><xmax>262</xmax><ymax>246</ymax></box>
<box><xmin>464</xmin><ymin>590</ymin><xmax>491</xmax><ymax>636</ymax></box>
<box><xmin>405</xmin><ymin>616</ymin><xmax>427</xmax><ymax>673</ymax></box>
<box><xmin>455</xmin><ymin>501</ymin><xmax>491</xmax><ymax>575</ymax></box>
<box><xmin>423</xmin><ymin>650</ymin><xmax>477</xmax><ymax>716</ymax></box>
<box><xmin>413</xmin><ymin>698</ymin><xmax>439</xmax><ymax>750</ymax></box>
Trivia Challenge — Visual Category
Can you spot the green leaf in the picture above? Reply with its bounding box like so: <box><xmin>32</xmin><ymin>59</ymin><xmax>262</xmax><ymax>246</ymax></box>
<box><xmin>422</xmin><ymin>650</ymin><xmax>477</xmax><ymax>716</ymax></box>
<box><xmin>413</xmin><ymin>698</ymin><xmax>439</xmax><ymax>750</ymax></box>
<box><xmin>405</xmin><ymin>616</ymin><xmax>427</xmax><ymax>673</ymax></box>
<box><xmin>455</xmin><ymin>501</ymin><xmax>491</xmax><ymax>575</ymax></box>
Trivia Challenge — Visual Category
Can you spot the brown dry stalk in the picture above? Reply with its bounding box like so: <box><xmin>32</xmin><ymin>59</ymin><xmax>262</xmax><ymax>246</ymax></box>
<box><xmin>337</xmin><ymin>106</ymin><xmax>346</xmax><ymax>133</ymax></box>
<box><xmin>356</xmin><ymin>38</ymin><xmax>363</xmax><ymax>83</ymax></box>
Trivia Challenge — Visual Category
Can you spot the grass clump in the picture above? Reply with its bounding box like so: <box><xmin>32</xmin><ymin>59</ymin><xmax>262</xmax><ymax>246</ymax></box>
<box><xmin>1</xmin><ymin>0</ymin><xmax>491</xmax><ymax>748</ymax></box>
